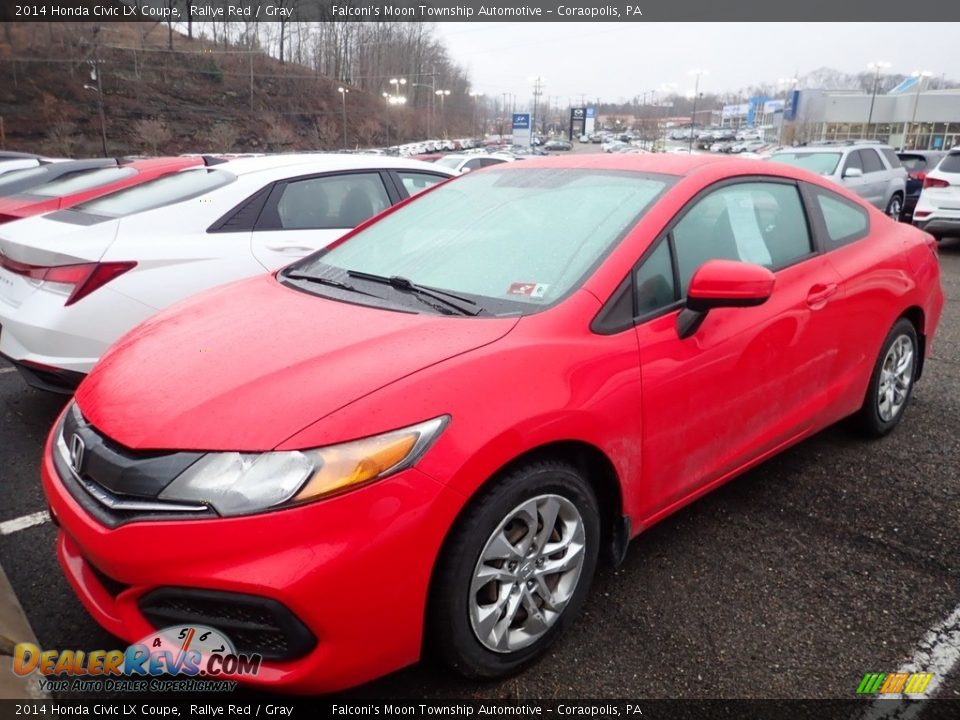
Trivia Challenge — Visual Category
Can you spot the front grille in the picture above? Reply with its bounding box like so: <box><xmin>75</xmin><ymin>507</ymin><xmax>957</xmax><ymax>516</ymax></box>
<box><xmin>53</xmin><ymin>404</ymin><xmax>217</xmax><ymax>527</ymax></box>
<box><xmin>138</xmin><ymin>588</ymin><xmax>316</xmax><ymax>661</ymax></box>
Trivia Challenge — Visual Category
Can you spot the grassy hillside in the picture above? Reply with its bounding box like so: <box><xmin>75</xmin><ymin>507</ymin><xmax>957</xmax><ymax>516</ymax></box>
<box><xmin>0</xmin><ymin>22</ymin><xmax>432</xmax><ymax>156</ymax></box>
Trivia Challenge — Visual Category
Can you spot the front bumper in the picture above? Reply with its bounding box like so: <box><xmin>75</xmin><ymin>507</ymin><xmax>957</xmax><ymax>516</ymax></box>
<box><xmin>41</xmin><ymin>423</ymin><xmax>466</xmax><ymax>693</ymax></box>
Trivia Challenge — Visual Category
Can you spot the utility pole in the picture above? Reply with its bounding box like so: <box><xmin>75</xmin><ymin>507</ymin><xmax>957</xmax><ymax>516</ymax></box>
<box><xmin>532</xmin><ymin>76</ymin><xmax>544</xmax><ymax>137</ymax></box>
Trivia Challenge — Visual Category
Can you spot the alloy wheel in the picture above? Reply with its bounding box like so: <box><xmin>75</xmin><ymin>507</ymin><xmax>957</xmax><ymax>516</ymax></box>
<box><xmin>877</xmin><ymin>334</ymin><xmax>914</xmax><ymax>422</ymax></box>
<box><xmin>469</xmin><ymin>494</ymin><xmax>586</xmax><ymax>653</ymax></box>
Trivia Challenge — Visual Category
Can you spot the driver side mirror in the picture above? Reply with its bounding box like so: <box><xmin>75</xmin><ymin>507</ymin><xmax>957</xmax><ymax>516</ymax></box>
<box><xmin>677</xmin><ymin>259</ymin><xmax>776</xmax><ymax>339</ymax></box>
<box><xmin>843</xmin><ymin>166</ymin><xmax>863</xmax><ymax>179</ymax></box>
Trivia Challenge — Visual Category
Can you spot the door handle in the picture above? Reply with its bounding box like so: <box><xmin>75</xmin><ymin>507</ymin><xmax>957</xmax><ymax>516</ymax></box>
<box><xmin>266</xmin><ymin>244</ymin><xmax>314</xmax><ymax>253</ymax></box>
<box><xmin>806</xmin><ymin>283</ymin><xmax>838</xmax><ymax>308</ymax></box>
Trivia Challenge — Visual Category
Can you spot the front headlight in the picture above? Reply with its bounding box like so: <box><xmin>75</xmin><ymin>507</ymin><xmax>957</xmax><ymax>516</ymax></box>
<box><xmin>158</xmin><ymin>416</ymin><xmax>448</xmax><ymax>517</ymax></box>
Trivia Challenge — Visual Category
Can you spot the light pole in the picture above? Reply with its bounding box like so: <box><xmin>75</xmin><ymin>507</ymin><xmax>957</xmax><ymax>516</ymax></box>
<box><xmin>85</xmin><ymin>60</ymin><xmax>108</xmax><ymax>157</ymax></box>
<box><xmin>688</xmin><ymin>69</ymin><xmax>708</xmax><ymax>153</ymax></box>
<box><xmin>337</xmin><ymin>86</ymin><xmax>349</xmax><ymax>150</ymax></box>
<box><xmin>435</xmin><ymin>89</ymin><xmax>450</xmax><ymax>138</ymax></box>
<box><xmin>383</xmin><ymin>80</ymin><xmax>407</xmax><ymax>148</ymax></box>
<box><xmin>412</xmin><ymin>81</ymin><xmax>436</xmax><ymax>137</ymax></box>
<box><xmin>469</xmin><ymin>91</ymin><xmax>483</xmax><ymax>138</ymax></box>
<box><xmin>866</xmin><ymin>61</ymin><xmax>891</xmax><ymax>138</ymax></box>
<box><xmin>657</xmin><ymin>82</ymin><xmax>678</xmax><ymax>152</ymax></box>
<box><xmin>905</xmin><ymin>70</ymin><xmax>933</xmax><ymax>150</ymax></box>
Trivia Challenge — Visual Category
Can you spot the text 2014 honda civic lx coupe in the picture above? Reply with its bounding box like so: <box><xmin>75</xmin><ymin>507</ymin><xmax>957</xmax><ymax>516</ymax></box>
<box><xmin>42</xmin><ymin>155</ymin><xmax>943</xmax><ymax>692</ymax></box>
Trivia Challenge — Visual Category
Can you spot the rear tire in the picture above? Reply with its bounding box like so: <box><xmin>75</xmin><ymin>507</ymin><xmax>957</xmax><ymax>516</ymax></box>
<box><xmin>855</xmin><ymin>318</ymin><xmax>918</xmax><ymax>437</ymax></box>
<box><xmin>429</xmin><ymin>460</ymin><xmax>600</xmax><ymax>679</ymax></box>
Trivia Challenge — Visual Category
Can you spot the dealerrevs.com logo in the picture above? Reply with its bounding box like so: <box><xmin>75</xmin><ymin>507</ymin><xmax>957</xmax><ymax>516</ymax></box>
<box><xmin>13</xmin><ymin>625</ymin><xmax>261</xmax><ymax>693</ymax></box>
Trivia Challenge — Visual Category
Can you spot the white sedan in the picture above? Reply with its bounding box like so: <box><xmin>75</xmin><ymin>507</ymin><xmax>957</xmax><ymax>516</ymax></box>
<box><xmin>0</xmin><ymin>154</ymin><xmax>454</xmax><ymax>391</ymax></box>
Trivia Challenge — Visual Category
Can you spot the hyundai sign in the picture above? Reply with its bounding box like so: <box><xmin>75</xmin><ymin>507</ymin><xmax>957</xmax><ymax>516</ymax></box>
<box><xmin>513</xmin><ymin>112</ymin><xmax>532</xmax><ymax>146</ymax></box>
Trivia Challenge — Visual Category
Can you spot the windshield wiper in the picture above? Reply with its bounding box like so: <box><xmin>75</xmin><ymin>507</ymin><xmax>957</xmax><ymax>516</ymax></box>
<box><xmin>346</xmin><ymin>270</ymin><xmax>485</xmax><ymax>316</ymax></box>
<box><xmin>283</xmin><ymin>271</ymin><xmax>378</xmax><ymax>297</ymax></box>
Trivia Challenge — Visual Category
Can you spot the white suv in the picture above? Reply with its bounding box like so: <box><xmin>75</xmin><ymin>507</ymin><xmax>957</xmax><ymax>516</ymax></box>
<box><xmin>913</xmin><ymin>150</ymin><xmax>960</xmax><ymax>240</ymax></box>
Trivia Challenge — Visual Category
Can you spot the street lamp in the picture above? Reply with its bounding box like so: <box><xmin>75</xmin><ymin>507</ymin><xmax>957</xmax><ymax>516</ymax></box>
<box><xmin>688</xmin><ymin>69</ymin><xmax>708</xmax><ymax>153</ymax></box>
<box><xmin>337</xmin><ymin>86</ymin><xmax>349</xmax><ymax>150</ymax></box>
<box><xmin>435</xmin><ymin>89</ymin><xmax>450</xmax><ymax>138</ymax></box>
<box><xmin>866</xmin><ymin>61</ymin><xmax>891</xmax><ymax>137</ymax></box>
<box><xmin>469</xmin><ymin>92</ymin><xmax>483</xmax><ymax>138</ymax></box>
<box><xmin>382</xmin><ymin>92</ymin><xmax>392</xmax><ymax>147</ymax></box>
<box><xmin>657</xmin><ymin>82</ymin><xmax>678</xmax><ymax>152</ymax></box>
<box><xmin>389</xmin><ymin>77</ymin><xmax>407</xmax><ymax>100</ymax></box>
<box><xmin>906</xmin><ymin>70</ymin><xmax>933</xmax><ymax>150</ymax></box>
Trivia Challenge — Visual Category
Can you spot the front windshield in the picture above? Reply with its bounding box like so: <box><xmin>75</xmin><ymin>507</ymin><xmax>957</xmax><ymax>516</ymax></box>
<box><xmin>770</xmin><ymin>151</ymin><xmax>841</xmax><ymax>175</ymax></box>
<box><xmin>434</xmin><ymin>156</ymin><xmax>463</xmax><ymax>169</ymax></box>
<box><xmin>289</xmin><ymin>167</ymin><xmax>671</xmax><ymax>316</ymax></box>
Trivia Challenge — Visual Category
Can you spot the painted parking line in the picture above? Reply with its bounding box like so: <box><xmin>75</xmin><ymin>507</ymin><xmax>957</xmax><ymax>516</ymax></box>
<box><xmin>0</xmin><ymin>511</ymin><xmax>51</xmax><ymax>536</ymax></box>
<box><xmin>861</xmin><ymin>603</ymin><xmax>960</xmax><ymax>718</ymax></box>
<box><xmin>0</xmin><ymin>367</ymin><xmax>16</xmax><ymax>374</ymax></box>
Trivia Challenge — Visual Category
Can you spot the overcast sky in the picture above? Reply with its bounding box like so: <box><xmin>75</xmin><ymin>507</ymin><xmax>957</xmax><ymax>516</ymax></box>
<box><xmin>434</xmin><ymin>22</ymin><xmax>960</xmax><ymax>103</ymax></box>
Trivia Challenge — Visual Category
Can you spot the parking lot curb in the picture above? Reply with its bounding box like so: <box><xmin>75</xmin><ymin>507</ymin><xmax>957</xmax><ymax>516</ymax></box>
<box><xmin>0</xmin><ymin>561</ymin><xmax>47</xmax><ymax>699</ymax></box>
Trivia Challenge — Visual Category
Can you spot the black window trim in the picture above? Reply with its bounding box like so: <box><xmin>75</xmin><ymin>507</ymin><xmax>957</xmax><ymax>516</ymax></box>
<box><xmin>803</xmin><ymin>181</ymin><xmax>872</xmax><ymax>250</ymax></box>
<box><xmin>255</xmin><ymin>169</ymin><xmax>398</xmax><ymax>232</ymax></box>
<box><xmin>592</xmin><ymin>175</ymin><xmax>820</xmax><ymax>336</ymax></box>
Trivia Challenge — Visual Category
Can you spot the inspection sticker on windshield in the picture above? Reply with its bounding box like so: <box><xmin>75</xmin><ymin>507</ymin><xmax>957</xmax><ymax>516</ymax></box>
<box><xmin>508</xmin><ymin>282</ymin><xmax>549</xmax><ymax>298</ymax></box>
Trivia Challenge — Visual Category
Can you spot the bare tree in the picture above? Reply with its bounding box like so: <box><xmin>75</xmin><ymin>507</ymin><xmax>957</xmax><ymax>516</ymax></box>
<box><xmin>262</xmin><ymin>115</ymin><xmax>297</xmax><ymax>151</ymax></box>
<box><xmin>204</xmin><ymin>121</ymin><xmax>239</xmax><ymax>153</ymax></box>
<box><xmin>46</xmin><ymin>121</ymin><xmax>80</xmax><ymax>156</ymax></box>
<box><xmin>134</xmin><ymin>118</ymin><xmax>174</xmax><ymax>156</ymax></box>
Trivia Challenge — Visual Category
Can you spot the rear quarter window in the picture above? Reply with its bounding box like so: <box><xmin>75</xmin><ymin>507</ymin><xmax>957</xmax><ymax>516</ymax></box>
<box><xmin>814</xmin><ymin>188</ymin><xmax>870</xmax><ymax>249</ymax></box>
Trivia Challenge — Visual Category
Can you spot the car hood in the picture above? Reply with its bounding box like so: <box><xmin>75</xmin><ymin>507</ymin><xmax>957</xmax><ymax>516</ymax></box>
<box><xmin>76</xmin><ymin>273</ymin><xmax>519</xmax><ymax>452</ymax></box>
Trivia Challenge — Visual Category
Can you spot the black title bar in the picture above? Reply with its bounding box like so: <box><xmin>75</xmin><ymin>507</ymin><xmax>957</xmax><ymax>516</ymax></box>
<box><xmin>4</xmin><ymin>0</ymin><xmax>960</xmax><ymax>22</ymax></box>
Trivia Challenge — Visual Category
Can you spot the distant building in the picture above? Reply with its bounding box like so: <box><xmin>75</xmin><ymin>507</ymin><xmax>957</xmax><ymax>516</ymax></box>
<box><xmin>781</xmin><ymin>88</ymin><xmax>960</xmax><ymax>150</ymax></box>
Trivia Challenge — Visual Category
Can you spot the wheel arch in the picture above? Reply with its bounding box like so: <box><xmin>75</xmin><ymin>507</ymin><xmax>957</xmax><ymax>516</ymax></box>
<box><xmin>899</xmin><ymin>305</ymin><xmax>926</xmax><ymax>379</ymax></box>
<box><xmin>422</xmin><ymin>438</ymin><xmax>627</xmax><ymax>653</ymax></box>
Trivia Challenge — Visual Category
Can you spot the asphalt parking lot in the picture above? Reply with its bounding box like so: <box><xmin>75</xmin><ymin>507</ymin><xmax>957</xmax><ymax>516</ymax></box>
<box><xmin>0</xmin><ymin>239</ymin><xmax>958</xmax><ymax>700</ymax></box>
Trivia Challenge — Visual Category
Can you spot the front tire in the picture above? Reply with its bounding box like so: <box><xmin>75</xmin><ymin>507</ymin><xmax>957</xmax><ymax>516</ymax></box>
<box><xmin>430</xmin><ymin>460</ymin><xmax>600</xmax><ymax>679</ymax></box>
<box><xmin>885</xmin><ymin>193</ymin><xmax>903</xmax><ymax>220</ymax></box>
<box><xmin>856</xmin><ymin>318</ymin><xmax>918</xmax><ymax>437</ymax></box>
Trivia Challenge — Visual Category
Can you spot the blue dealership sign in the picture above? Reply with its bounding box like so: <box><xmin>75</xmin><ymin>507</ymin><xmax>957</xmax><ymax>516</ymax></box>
<box><xmin>512</xmin><ymin>113</ymin><xmax>531</xmax><ymax>130</ymax></box>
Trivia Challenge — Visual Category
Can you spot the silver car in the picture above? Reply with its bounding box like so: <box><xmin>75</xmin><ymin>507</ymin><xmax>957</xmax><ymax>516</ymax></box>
<box><xmin>769</xmin><ymin>142</ymin><xmax>908</xmax><ymax>218</ymax></box>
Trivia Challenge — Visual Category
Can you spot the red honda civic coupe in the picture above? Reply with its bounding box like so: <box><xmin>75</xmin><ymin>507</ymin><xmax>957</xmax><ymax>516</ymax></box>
<box><xmin>0</xmin><ymin>156</ymin><xmax>202</xmax><ymax>223</ymax></box>
<box><xmin>41</xmin><ymin>155</ymin><xmax>943</xmax><ymax>692</ymax></box>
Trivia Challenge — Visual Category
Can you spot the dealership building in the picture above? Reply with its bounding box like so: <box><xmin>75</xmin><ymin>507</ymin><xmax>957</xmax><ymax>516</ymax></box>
<box><xmin>781</xmin><ymin>85</ymin><xmax>960</xmax><ymax>150</ymax></box>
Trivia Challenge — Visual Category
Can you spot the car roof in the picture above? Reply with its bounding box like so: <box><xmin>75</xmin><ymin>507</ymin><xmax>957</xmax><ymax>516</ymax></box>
<box><xmin>214</xmin><ymin>153</ymin><xmax>455</xmax><ymax>176</ymax></box>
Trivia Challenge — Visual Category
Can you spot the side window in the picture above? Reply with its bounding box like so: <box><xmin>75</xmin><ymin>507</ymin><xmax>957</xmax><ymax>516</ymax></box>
<box><xmin>463</xmin><ymin>159</ymin><xmax>483</xmax><ymax>171</ymax></box>
<box><xmin>861</xmin><ymin>149</ymin><xmax>884</xmax><ymax>173</ymax></box>
<box><xmin>634</xmin><ymin>238</ymin><xmax>676</xmax><ymax>316</ymax></box>
<box><xmin>273</xmin><ymin>173</ymin><xmax>389</xmax><ymax>230</ymax></box>
<box><xmin>479</xmin><ymin>158</ymin><xmax>506</xmax><ymax>168</ymax></box>
<box><xmin>843</xmin><ymin>151</ymin><xmax>863</xmax><ymax>175</ymax></box>
<box><xmin>672</xmin><ymin>182</ymin><xmax>812</xmax><ymax>295</ymax></box>
<box><xmin>396</xmin><ymin>171</ymin><xmax>446</xmax><ymax>198</ymax></box>
<box><xmin>815</xmin><ymin>190</ymin><xmax>870</xmax><ymax>248</ymax></box>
